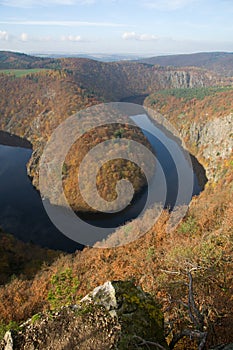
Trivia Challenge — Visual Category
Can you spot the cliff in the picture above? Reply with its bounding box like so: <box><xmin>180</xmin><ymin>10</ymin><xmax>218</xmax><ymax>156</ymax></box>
<box><xmin>145</xmin><ymin>86</ymin><xmax>233</xmax><ymax>181</ymax></box>
<box><xmin>187</xmin><ymin>113</ymin><xmax>233</xmax><ymax>181</ymax></box>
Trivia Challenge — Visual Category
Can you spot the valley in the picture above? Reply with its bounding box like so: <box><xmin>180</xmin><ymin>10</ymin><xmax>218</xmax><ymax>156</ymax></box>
<box><xmin>0</xmin><ymin>51</ymin><xmax>232</xmax><ymax>349</ymax></box>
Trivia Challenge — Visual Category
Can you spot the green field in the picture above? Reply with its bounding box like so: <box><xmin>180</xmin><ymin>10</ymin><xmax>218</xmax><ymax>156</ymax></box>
<box><xmin>153</xmin><ymin>85</ymin><xmax>233</xmax><ymax>102</ymax></box>
<box><xmin>0</xmin><ymin>68</ymin><xmax>47</xmax><ymax>78</ymax></box>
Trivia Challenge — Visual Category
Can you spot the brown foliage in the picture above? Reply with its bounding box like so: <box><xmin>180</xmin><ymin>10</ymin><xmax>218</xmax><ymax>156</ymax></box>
<box><xmin>0</xmin><ymin>175</ymin><xmax>232</xmax><ymax>346</ymax></box>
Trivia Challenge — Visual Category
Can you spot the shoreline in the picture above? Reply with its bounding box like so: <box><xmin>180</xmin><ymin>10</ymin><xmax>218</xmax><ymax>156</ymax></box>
<box><xmin>0</xmin><ymin>130</ymin><xmax>32</xmax><ymax>149</ymax></box>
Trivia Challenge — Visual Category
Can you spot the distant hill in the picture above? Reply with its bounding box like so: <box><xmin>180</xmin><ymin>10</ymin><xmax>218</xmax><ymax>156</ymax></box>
<box><xmin>58</xmin><ymin>57</ymin><xmax>224</xmax><ymax>101</ymax></box>
<box><xmin>33</xmin><ymin>52</ymin><xmax>145</xmax><ymax>62</ymax></box>
<box><xmin>139</xmin><ymin>52</ymin><xmax>233</xmax><ymax>76</ymax></box>
<box><xmin>0</xmin><ymin>51</ymin><xmax>59</xmax><ymax>69</ymax></box>
<box><xmin>0</xmin><ymin>51</ymin><xmax>225</xmax><ymax>102</ymax></box>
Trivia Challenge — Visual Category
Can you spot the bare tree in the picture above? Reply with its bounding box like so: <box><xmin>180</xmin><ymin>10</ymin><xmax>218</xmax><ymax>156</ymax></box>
<box><xmin>131</xmin><ymin>269</ymin><xmax>208</xmax><ymax>349</ymax></box>
<box><xmin>168</xmin><ymin>269</ymin><xmax>208</xmax><ymax>350</ymax></box>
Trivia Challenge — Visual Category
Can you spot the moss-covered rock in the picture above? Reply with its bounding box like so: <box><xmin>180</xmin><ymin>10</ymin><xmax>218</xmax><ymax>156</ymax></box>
<box><xmin>78</xmin><ymin>280</ymin><xmax>167</xmax><ymax>349</ymax></box>
<box><xmin>112</xmin><ymin>280</ymin><xmax>167</xmax><ymax>349</ymax></box>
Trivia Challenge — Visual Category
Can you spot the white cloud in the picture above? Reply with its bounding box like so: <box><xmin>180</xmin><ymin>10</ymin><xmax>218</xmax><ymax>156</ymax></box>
<box><xmin>20</xmin><ymin>32</ymin><xmax>29</xmax><ymax>41</ymax></box>
<box><xmin>61</xmin><ymin>34</ymin><xmax>82</xmax><ymax>41</ymax></box>
<box><xmin>122</xmin><ymin>31</ymin><xmax>158</xmax><ymax>41</ymax></box>
<box><xmin>0</xmin><ymin>30</ymin><xmax>9</xmax><ymax>41</ymax></box>
<box><xmin>0</xmin><ymin>20</ymin><xmax>128</xmax><ymax>28</ymax></box>
<box><xmin>0</xmin><ymin>0</ymin><xmax>95</xmax><ymax>7</ymax></box>
<box><xmin>143</xmin><ymin>0</ymin><xmax>197</xmax><ymax>10</ymax></box>
<box><xmin>122</xmin><ymin>32</ymin><xmax>137</xmax><ymax>40</ymax></box>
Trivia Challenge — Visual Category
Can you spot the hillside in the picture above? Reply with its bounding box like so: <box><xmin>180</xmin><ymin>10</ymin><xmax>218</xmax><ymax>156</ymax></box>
<box><xmin>59</xmin><ymin>58</ymin><xmax>224</xmax><ymax>100</ymax></box>
<box><xmin>2</xmin><ymin>50</ymin><xmax>233</xmax><ymax>79</ymax></box>
<box><xmin>0</xmin><ymin>228</ymin><xmax>59</xmax><ymax>285</ymax></box>
<box><xmin>0</xmin><ymin>51</ymin><xmax>59</xmax><ymax>70</ymax></box>
<box><xmin>0</xmin><ymin>70</ymin><xmax>154</xmax><ymax>213</ymax></box>
<box><xmin>0</xmin><ymin>89</ymin><xmax>232</xmax><ymax>348</ymax></box>
<box><xmin>0</xmin><ymin>52</ymin><xmax>225</xmax><ymax>213</ymax></box>
<box><xmin>139</xmin><ymin>52</ymin><xmax>233</xmax><ymax>77</ymax></box>
<box><xmin>0</xmin><ymin>52</ymin><xmax>232</xmax><ymax>348</ymax></box>
<box><xmin>0</xmin><ymin>51</ymin><xmax>227</xmax><ymax>100</ymax></box>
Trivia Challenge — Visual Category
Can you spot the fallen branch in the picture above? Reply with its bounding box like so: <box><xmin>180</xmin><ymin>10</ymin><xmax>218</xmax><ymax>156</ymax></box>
<box><xmin>169</xmin><ymin>329</ymin><xmax>207</xmax><ymax>350</ymax></box>
<box><xmin>133</xmin><ymin>335</ymin><xmax>168</xmax><ymax>350</ymax></box>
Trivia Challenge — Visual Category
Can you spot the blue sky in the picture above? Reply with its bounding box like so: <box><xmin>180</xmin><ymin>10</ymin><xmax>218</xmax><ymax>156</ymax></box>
<box><xmin>0</xmin><ymin>0</ymin><xmax>232</xmax><ymax>55</ymax></box>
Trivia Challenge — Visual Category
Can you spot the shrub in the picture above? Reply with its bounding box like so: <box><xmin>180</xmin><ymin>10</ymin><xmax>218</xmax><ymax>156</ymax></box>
<box><xmin>47</xmin><ymin>268</ymin><xmax>80</xmax><ymax>310</ymax></box>
<box><xmin>0</xmin><ymin>321</ymin><xmax>19</xmax><ymax>340</ymax></box>
<box><xmin>178</xmin><ymin>216</ymin><xmax>198</xmax><ymax>235</ymax></box>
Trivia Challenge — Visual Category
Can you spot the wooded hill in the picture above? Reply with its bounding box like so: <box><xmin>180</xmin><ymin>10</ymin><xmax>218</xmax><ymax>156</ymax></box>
<box><xmin>0</xmin><ymin>51</ymin><xmax>59</xmax><ymax>69</ymax></box>
<box><xmin>0</xmin><ymin>51</ymin><xmax>229</xmax><ymax>101</ymax></box>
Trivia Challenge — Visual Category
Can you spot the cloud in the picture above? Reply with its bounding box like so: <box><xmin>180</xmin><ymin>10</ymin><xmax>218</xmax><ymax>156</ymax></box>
<box><xmin>0</xmin><ymin>20</ymin><xmax>128</xmax><ymax>28</ymax></box>
<box><xmin>122</xmin><ymin>31</ymin><xmax>158</xmax><ymax>41</ymax></box>
<box><xmin>0</xmin><ymin>30</ymin><xmax>9</xmax><ymax>41</ymax></box>
<box><xmin>0</xmin><ymin>0</ymin><xmax>95</xmax><ymax>7</ymax></box>
<box><xmin>61</xmin><ymin>34</ymin><xmax>82</xmax><ymax>42</ymax></box>
<box><xmin>20</xmin><ymin>32</ymin><xmax>28</xmax><ymax>41</ymax></box>
<box><xmin>143</xmin><ymin>0</ymin><xmax>197</xmax><ymax>10</ymax></box>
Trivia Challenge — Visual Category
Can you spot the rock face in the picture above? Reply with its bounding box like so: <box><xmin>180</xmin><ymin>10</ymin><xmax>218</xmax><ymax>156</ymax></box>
<box><xmin>188</xmin><ymin>113</ymin><xmax>233</xmax><ymax>181</ymax></box>
<box><xmin>163</xmin><ymin>70</ymin><xmax>206</xmax><ymax>89</ymax></box>
<box><xmin>0</xmin><ymin>281</ymin><xmax>168</xmax><ymax>350</ymax></box>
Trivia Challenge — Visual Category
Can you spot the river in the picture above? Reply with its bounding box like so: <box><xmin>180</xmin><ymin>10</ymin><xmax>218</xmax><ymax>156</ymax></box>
<box><xmin>0</xmin><ymin>114</ymin><xmax>206</xmax><ymax>251</ymax></box>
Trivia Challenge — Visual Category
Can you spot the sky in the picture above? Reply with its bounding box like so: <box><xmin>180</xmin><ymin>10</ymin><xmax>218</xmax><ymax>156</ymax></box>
<box><xmin>0</xmin><ymin>0</ymin><xmax>233</xmax><ymax>55</ymax></box>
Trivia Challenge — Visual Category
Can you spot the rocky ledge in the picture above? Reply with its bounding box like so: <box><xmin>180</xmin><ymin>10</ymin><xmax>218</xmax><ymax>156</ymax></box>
<box><xmin>0</xmin><ymin>281</ymin><xmax>168</xmax><ymax>350</ymax></box>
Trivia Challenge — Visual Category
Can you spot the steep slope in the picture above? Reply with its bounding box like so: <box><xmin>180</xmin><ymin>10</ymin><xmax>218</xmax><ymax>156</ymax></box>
<box><xmin>0</xmin><ymin>86</ymin><xmax>232</xmax><ymax>349</ymax></box>
<box><xmin>60</xmin><ymin>58</ymin><xmax>223</xmax><ymax>100</ymax></box>
<box><xmin>0</xmin><ymin>228</ymin><xmax>59</xmax><ymax>285</ymax></box>
<box><xmin>145</xmin><ymin>86</ymin><xmax>233</xmax><ymax>180</ymax></box>
<box><xmin>0</xmin><ymin>53</ymin><xmax>232</xmax><ymax>348</ymax></box>
<box><xmin>0</xmin><ymin>56</ymin><xmax>223</xmax><ymax>213</ymax></box>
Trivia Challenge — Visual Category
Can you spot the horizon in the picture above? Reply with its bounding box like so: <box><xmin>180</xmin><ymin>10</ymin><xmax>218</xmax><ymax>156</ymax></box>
<box><xmin>2</xmin><ymin>50</ymin><xmax>233</xmax><ymax>60</ymax></box>
<box><xmin>0</xmin><ymin>0</ymin><xmax>232</xmax><ymax>55</ymax></box>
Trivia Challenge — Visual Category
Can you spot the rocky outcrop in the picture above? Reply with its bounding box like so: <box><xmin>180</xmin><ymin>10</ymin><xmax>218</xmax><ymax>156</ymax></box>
<box><xmin>0</xmin><ymin>281</ymin><xmax>168</xmax><ymax>350</ymax></box>
<box><xmin>186</xmin><ymin>114</ymin><xmax>233</xmax><ymax>181</ymax></box>
<box><xmin>190</xmin><ymin>114</ymin><xmax>233</xmax><ymax>158</ymax></box>
<box><xmin>163</xmin><ymin>70</ymin><xmax>207</xmax><ymax>89</ymax></box>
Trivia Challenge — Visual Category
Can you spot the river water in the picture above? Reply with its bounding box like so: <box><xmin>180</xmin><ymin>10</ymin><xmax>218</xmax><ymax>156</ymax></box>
<box><xmin>0</xmin><ymin>115</ymin><xmax>205</xmax><ymax>252</ymax></box>
<box><xmin>0</xmin><ymin>134</ymin><xmax>83</xmax><ymax>252</ymax></box>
